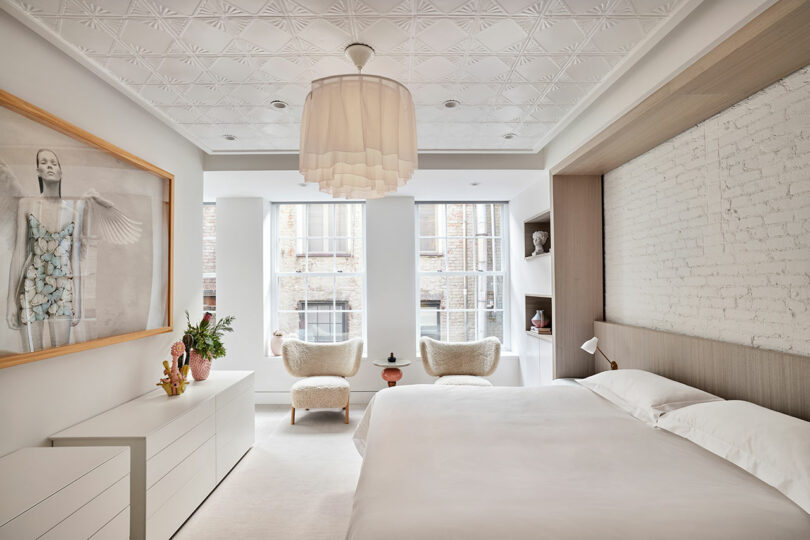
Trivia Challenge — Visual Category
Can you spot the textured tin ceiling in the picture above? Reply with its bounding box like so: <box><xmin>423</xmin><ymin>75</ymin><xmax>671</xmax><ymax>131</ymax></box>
<box><xmin>6</xmin><ymin>0</ymin><xmax>689</xmax><ymax>153</ymax></box>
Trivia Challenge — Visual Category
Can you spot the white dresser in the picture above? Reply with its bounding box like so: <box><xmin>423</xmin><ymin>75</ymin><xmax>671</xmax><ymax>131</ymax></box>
<box><xmin>50</xmin><ymin>371</ymin><xmax>255</xmax><ymax>540</ymax></box>
<box><xmin>0</xmin><ymin>446</ymin><xmax>130</xmax><ymax>539</ymax></box>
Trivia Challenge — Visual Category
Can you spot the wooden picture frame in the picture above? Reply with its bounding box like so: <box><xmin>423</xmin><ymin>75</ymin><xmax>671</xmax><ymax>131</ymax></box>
<box><xmin>0</xmin><ymin>89</ymin><xmax>173</xmax><ymax>369</ymax></box>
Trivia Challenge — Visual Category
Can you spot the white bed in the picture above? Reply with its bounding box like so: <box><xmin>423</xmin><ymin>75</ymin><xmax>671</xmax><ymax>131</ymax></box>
<box><xmin>348</xmin><ymin>384</ymin><xmax>810</xmax><ymax>540</ymax></box>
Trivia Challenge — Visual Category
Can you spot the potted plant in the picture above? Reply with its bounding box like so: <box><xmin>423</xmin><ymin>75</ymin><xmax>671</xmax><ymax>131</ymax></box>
<box><xmin>183</xmin><ymin>311</ymin><xmax>235</xmax><ymax>381</ymax></box>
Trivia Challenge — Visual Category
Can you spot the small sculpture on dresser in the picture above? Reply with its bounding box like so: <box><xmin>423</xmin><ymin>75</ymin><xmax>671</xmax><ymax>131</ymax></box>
<box><xmin>532</xmin><ymin>230</ymin><xmax>549</xmax><ymax>256</ymax></box>
<box><xmin>157</xmin><ymin>341</ymin><xmax>190</xmax><ymax>396</ymax></box>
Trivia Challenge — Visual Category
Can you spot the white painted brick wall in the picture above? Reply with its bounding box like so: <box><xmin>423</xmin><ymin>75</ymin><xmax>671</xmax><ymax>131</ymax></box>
<box><xmin>604</xmin><ymin>65</ymin><xmax>810</xmax><ymax>356</ymax></box>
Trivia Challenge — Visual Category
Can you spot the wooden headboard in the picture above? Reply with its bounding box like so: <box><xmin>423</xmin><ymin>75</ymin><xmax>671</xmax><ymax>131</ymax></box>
<box><xmin>594</xmin><ymin>321</ymin><xmax>810</xmax><ymax>421</ymax></box>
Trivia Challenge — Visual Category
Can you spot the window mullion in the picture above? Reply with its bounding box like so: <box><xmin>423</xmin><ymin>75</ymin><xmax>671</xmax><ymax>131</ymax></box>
<box><xmin>332</xmin><ymin>274</ymin><xmax>337</xmax><ymax>343</ymax></box>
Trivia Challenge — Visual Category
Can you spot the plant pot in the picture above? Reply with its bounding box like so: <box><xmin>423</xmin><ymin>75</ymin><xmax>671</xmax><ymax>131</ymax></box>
<box><xmin>270</xmin><ymin>333</ymin><xmax>284</xmax><ymax>357</ymax></box>
<box><xmin>189</xmin><ymin>350</ymin><xmax>212</xmax><ymax>381</ymax></box>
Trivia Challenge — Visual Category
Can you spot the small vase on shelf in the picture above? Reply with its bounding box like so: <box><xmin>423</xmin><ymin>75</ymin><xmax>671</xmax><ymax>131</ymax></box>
<box><xmin>531</xmin><ymin>309</ymin><xmax>550</xmax><ymax>328</ymax></box>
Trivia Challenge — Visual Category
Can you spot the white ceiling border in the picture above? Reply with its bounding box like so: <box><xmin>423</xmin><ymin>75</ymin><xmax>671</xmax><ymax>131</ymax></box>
<box><xmin>530</xmin><ymin>0</ymin><xmax>704</xmax><ymax>154</ymax></box>
<box><xmin>0</xmin><ymin>0</ymin><xmax>215</xmax><ymax>153</ymax></box>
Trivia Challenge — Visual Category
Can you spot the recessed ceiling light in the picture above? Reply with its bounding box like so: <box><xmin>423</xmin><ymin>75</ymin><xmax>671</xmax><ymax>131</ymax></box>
<box><xmin>270</xmin><ymin>100</ymin><xmax>288</xmax><ymax>109</ymax></box>
<box><xmin>443</xmin><ymin>99</ymin><xmax>460</xmax><ymax>109</ymax></box>
<box><xmin>503</xmin><ymin>132</ymin><xmax>517</xmax><ymax>140</ymax></box>
<box><xmin>222</xmin><ymin>134</ymin><xmax>237</xmax><ymax>141</ymax></box>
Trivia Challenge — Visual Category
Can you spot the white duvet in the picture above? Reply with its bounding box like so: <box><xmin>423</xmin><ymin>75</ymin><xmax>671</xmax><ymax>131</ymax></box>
<box><xmin>348</xmin><ymin>384</ymin><xmax>810</xmax><ymax>540</ymax></box>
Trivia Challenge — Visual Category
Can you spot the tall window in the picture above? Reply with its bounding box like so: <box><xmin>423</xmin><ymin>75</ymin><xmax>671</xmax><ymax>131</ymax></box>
<box><xmin>273</xmin><ymin>203</ymin><xmax>365</xmax><ymax>344</ymax></box>
<box><xmin>417</xmin><ymin>203</ymin><xmax>507</xmax><ymax>344</ymax></box>
<box><xmin>202</xmin><ymin>203</ymin><xmax>216</xmax><ymax>319</ymax></box>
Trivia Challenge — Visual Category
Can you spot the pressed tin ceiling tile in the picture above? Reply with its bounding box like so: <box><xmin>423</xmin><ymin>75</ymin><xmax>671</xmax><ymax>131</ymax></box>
<box><xmin>6</xmin><ymin>0</ymin><xmax>690</xmax><ymax>151</ymax></box>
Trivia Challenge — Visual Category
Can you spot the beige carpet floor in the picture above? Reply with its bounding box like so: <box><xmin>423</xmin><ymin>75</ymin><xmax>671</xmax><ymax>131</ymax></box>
<box><xmin>174</xmin><ymin>404</ymin><xmax>364</xmax><ymax>540</ymax></box>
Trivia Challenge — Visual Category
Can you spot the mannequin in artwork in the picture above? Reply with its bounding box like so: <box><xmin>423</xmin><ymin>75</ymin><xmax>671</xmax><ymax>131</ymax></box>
<box><xmin>5</xmin><ymin>149</ymin><xmax>142</xmax><ymax>352</ymax></box>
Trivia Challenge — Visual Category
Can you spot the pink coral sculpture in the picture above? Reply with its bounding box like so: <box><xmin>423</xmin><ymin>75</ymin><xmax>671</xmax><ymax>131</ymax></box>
<box><xmin>157</xmin><ymin>341</ymin><xmax>191</xmax><ymax>396</ymax></box>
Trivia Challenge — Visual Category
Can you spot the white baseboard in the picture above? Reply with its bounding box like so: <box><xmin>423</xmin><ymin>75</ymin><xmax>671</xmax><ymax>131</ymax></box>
<box><xmin>254</xmin><ymin>390</ymin><xmax>378</xmax><ymax>405</ymax></box>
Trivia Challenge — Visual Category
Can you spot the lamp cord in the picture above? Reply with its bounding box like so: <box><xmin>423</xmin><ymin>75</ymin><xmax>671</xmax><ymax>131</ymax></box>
<box><xmin>595</xmin><ymin>345</ymin><xmax>618</xmax><ymax>370</ymax></box>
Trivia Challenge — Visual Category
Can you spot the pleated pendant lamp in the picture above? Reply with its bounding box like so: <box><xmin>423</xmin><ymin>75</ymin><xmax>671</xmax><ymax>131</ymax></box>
<box><xmin>299</xmin><ymin>43</ymin><xmax>418</xmax><ymax>199</ymax></box>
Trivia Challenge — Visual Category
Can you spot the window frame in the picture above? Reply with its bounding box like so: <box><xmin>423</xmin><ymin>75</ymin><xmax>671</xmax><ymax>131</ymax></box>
<box><xmin>419</xmin><ymin>300</ymin><xmax>442</xmax><ymax>341</ymax></box>
<box><xmin>415</xmin><ymin>202</ymin><xmax>510</xmax><ymax>349</ymax></box>
<box><xmin>295</xmin><ymin>203</ymin><xmax>353</xmax><ymax>257</ymax></box>
<box><xmin>271</xmin><ymin>202</ymin><xmax>367</xmax><ymax>349</ymax></box>
<box><xmin>202</xmin><ymin>202</ymin><xmax>217</xmax><ymax>318</ymax></box>
<box><xmin>418</xmin><ymin>203</ymin><xmax>446</xmax><ymax>256</ymax></box>
<box><xmin>297</xmin><ymin>300</ymin><xmax>350</xmax><ymax>343</ymax></box>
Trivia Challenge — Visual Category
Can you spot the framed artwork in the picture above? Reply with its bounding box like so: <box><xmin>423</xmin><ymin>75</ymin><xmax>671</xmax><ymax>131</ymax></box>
<box><xmin>0</xmin><ymin>89</ymin><xmax>173</xmax><ymax>369</ymax></box>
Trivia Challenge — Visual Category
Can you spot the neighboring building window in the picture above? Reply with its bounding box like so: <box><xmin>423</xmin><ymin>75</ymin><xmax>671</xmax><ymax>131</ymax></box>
<box><xmin>416</xmin><ymin>203</ymin><xmax>508</xmax><ymax>344</ymax></box>
<box><xmin>418</xmin><ymin>203</ymin><xmax>445</xmax><ymax>255</ymax></box>
<box><xmin>296</xmin><ymin>204</ymin><xmax>352</xmax><ymax>255</ymax></box>
<box><xmin>298</xmin><ymin>301</ymin><xmax>349</xmax><ymax>342</ymax></box>
<box><xmin>202</xmin><ymin>203</ymin><xmax>216</xmax><ymax>320</ymax></box>
<box><xmin>274</xmin><ymin>203</ymin><xmax>365</xmax><ymax>344</ymax></box>
<box><xmin>420</xmin><ymin>300</ymin><xmax>442</xmax><ymax>341</ymax></box>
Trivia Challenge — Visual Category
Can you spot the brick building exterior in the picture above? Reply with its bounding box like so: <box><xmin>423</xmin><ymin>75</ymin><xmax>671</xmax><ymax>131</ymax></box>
<box><xmin>202</xmin><ymin>201</ymin><xmax>506</xmax><ymax>343</ymax></box>
<box><xmin>202</xmin><ymin>203</ymin><xmax>216</xmax><ymax>316</ymax></box>
<box><xmin>417</xmin><ymin>203</ymin><xmax>504</xmax><ymax>342</ymax></box>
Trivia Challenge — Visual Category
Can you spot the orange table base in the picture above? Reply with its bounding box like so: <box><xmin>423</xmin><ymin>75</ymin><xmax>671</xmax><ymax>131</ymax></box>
<box><xmin>382</xmin><ymin>367</ymin><xmax>403</xmax><ymax>387</ymax></box>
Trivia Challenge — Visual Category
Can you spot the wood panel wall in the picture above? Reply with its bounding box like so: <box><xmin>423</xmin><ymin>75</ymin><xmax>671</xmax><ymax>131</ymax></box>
<box><xmin>550</xmin><ymin>175</ymin><xmax>603</xmax><ymax>378</ymax></box>
<box><xmin>552</xmin><ymin>0</ymin><xmax>810</xmax><ymax>176</ymax></box>
<box><xmin>594</xmin><ymin>321</ymin><xmax>810</xmax><ymax>421</ymax></box>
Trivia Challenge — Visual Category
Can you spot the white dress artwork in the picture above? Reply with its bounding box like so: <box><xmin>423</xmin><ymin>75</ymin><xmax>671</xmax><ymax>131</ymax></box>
<box><xmin>3</xmin><ymin>152</ymin><xmax>142</xmax><ymax>352</ymax></box>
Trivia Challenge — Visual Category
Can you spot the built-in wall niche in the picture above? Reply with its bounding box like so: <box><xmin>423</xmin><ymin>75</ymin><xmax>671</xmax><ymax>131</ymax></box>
<box><xmin>525</xmin><ymin>294</ymin><xmax>552</xmax><ymax>342</ymax></box>
<box><xmin>524</xmin><ymin>211</ymin><xmax>551</xmax><ymax>260</ymax></box>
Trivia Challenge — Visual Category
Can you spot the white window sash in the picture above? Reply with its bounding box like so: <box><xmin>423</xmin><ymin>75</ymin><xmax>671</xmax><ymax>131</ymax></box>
<box><xmin>273</xmin><ymin>202</ymin><xmax>366</xmax><ymax>347</ymax></box>
<box><xmin>415</xmin><ymin>202</ymin><xmax>509</xmax><ymax>346</ymax></box>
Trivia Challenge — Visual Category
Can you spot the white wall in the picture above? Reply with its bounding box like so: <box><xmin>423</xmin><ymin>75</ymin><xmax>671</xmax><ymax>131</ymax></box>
<box><xmin>365</xmin><ymin>197</ymin><xmax>417</xmax><ymax>374</ymax></box>
<box><xmin>213</xmin><ymin>193</ymin><xmax>524</xmax><ymax>403</ymax></box>
<box><xmin>604</xmin><ymin>64</ymin><xmax>810</xmax><ymax>356</ymax></box>
<box><xmin>508</xmin><ymin>175</ymin><xmax>553</xmax><ymax>386</ymax></box>
<box><xmin>213</xmin><ymin>198</ymin><xmax>266</xmax><ymax>372</ymax></box>
<box><xmin>0</xmin><ymin>11</ymin><xmax>204</xmax><ymax>457</ymax></box>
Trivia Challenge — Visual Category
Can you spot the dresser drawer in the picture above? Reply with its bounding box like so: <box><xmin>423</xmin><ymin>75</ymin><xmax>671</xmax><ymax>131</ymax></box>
<box><xmin>0</xmin><ymin>450</ymin><xmax>129</xmax><ymax>540</ymax></box>
<box><xmin>146</xmin><ymin>399</ymin><xmax>215</xmax><ymax>460</ymax></box>
<box><xmin>216</xmin><ymin>386</ymin><xmax>254</xmax><ymax>442</ymax></box>
<box><xmin>40</xmin><ymin>475</ymin><xmax>129</xmax><ymax>540</ymax></box>
<box><xmin>89</xmin><ymin>507</ymin><xmax>129</xmax><ymax>540</ymax></box>
<box><xmin>215</xmin><ymin>373</ymin><xmax>254</xmax><ymax>409</ymax></box>
<box><xmin>146</xmin><ymin>414</ymin><xmax>215</xmax><ymax>489</ymax></box>
<box><xmin>146</xmin><ymin>436</ymin><xmax>215</xmax><ymax>520</ymax></box>
<box><xmin>215</xmin><ymin>389</ymin><xmax>255</xmax><ymax>481</ymax></box>
<box><xmin>145</xmin><ymin>439</ymin><xmax>216</xmax><ymax>540</ymax></box>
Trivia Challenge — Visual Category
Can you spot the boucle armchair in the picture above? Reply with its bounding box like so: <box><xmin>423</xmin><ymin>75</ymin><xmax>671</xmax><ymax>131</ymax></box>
<box><xmin>420</xmin><ymin>336</ymin><xmax>501</xmax><ymax>386</ymax></box>
<box><xmin>282</xmin><ymin>338</ymin><xmax>363</xmax><ymax>425</ymax></box>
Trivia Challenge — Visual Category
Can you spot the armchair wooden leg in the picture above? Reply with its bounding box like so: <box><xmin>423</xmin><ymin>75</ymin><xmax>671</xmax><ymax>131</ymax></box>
<box><xmin>345</xmin><ymin>399</ymin><xmax>350</xmax><ymax>424</ymax></box>
<box><xmin>291</xmin><ymin>406</ymin><xmax>295</xmax><ymax>425</ymax></box>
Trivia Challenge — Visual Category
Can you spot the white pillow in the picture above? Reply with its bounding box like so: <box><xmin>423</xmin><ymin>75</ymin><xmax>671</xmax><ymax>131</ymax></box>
<box><xmin>658</xmin><ymin>400</ymin><xmax>810</xmax><ymax>514</ymax></box>
<box><xmin>576</xmin><ymin>369</ymin><xmax>722</xmax><ymax>425</ymax></box>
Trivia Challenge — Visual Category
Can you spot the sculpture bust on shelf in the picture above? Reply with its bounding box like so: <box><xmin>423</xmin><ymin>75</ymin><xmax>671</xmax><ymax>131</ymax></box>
<box><xmin>532</xmin><ymin>230</ymin><xmax>549</xmax><ymax>256</ymax></box>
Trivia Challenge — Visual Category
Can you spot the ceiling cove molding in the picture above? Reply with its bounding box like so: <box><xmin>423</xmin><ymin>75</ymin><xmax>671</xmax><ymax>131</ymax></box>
<box><xmin>530</xmin><ymin>0</ymin><xmax>703</xmax><ymax>154</ymax></box>
<box><xmin>0</xmin><ymin>0</ymin><xmax>216</xmax><ymax>153</ymax></box>
<box><xmin>203</xmin><ymin>152</ymin><xmax>545</xmax><ymax>172</ymax></box>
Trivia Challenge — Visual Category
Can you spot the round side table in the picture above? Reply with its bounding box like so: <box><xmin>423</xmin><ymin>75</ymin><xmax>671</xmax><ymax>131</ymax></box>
<box><xmin>372</xmin><ymin>359</ymin><xmax>412</xmax><ymax>387</ymax></box>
